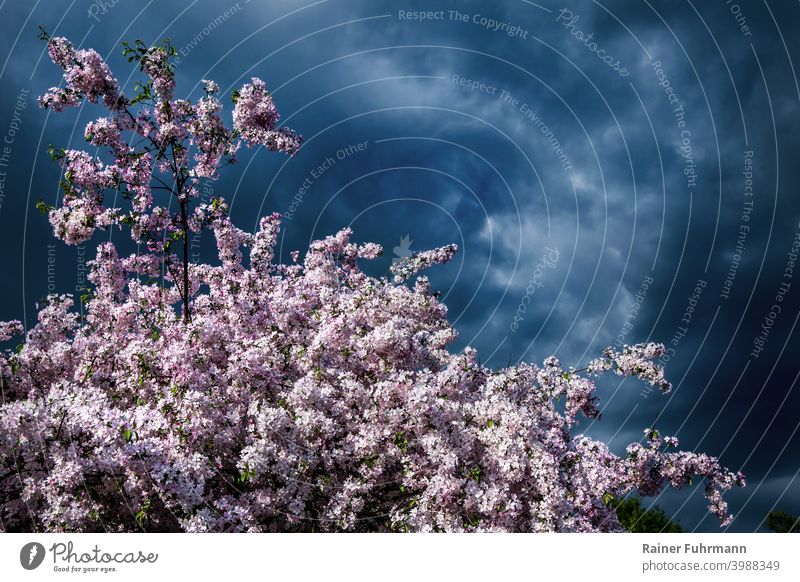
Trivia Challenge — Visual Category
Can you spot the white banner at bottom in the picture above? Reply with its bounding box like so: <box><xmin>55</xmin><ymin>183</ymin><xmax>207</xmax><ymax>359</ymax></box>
<box><xmin>1</xmin><ymin>533</ymin><xmax>797</xmax><ymax>581</ymax></box>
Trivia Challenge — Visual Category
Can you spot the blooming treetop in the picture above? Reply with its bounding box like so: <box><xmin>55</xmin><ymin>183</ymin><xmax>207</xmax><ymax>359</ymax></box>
<box><xmin>36</xmin><ymin>32</ymin><xmax>301</xmax><ymax>321</ymax></box>
<box><xmin>0</xmin><ymin>35</ymin><xmax>743</xmax><ymax>532</ymax></box>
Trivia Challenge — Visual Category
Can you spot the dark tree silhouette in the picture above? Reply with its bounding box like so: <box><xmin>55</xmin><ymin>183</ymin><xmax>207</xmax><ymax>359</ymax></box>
<box><xmin>766</xmin><ymin>511</ymin><xmax>800</xmax><ymax>533</ymax></box>
<box><xmin>611</xmin><ymin>497</ymin><xmax>684</xmax><ymax>533</ymax></box>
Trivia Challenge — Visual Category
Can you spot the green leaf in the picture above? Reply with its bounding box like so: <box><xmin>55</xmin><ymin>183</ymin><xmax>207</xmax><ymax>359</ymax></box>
<box><xmin>393</xmin><ymin>432</ymin><xmax>409</xmax><ymax>454</ymax></box>
<box><xmin>82</xmin><ymin>364</ymin><xmax>94</xmax><ymax>382</ymax></box>
<box><xmin>363</xmin><ymin>453</ymin><xmax>380</xmax><ymax>469</ymax></box>
<box><xmin>237</xmin><ymin>465</ymin><xmax>256</xmax><ymax>485</ymax></box>
<box><xmin>465</xmin><ymin>465</ymin><xmax>482</xmax><ymax>483</ymax></box>
<box><xmin>35</xmin><ymin>200</ymin><xmax>54</xmax><ymax>215</ymax></box>
<box><xmin>135</xmin><ymin>498</ymin><xmax>152</xmax><ymax>528</ymax></box>
<box><xmin>47</xmin><ymin>145</ymin><xmax>65</xmax><ymax>162</ymax></box>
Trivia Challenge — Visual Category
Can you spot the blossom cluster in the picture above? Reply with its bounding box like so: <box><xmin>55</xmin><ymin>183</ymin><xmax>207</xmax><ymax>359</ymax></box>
<box><xmin>37</xmin><ymin>35</ymin><xmax>301</xmax><ymax>251</ymax></box>
<box><xmin>40</xmin><ymin>37</ymin><xmax>122</xmax><ymax>112</ymax></box>
<box><xmin>390</xmin><ymin>244</ymin><xmax>459</xmax><ymax>283</ymax></box>
<box><xmin>0</xmin><ymin>217</ymin><xmax>743</xmax><ymax>532</ymax></box>
<box><xmin>0</xmin><ymin>35</ymin><xmax>744</xmax><ymax>533</ymax></box>
<box><xmin>232</xmin><ymin>78</ymin><xmax>302</xmax><ymax>155</ymax></box>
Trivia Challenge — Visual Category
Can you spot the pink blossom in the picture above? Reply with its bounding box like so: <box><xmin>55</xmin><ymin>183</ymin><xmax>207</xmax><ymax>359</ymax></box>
<box><xmin>140</xmin><ymin>46</ymin><xmax>175</xmax><ymax>102</ymax></box>
<box><xmin>5</xmin><ymin>35</ymin><xmax>743</xmax><ymax>533</ymax></box>
<box><xmin>39</xmin><ymin>37</ymin><xmax>122</xmax><ymax>111</ymax></box>
<box><xmin>0</xmin><ymin>221</ymin><xmax>743</xmax><ymax>531</ymax></box>
<box><xmin>390</xmin><ymin>244</ymin><xmax>458</xmax><ymax>283</ymax></box>
<box><xmin>232</xmin><ymin>78</ymin><xmax>302</xmax><ymax>154</ymax></box>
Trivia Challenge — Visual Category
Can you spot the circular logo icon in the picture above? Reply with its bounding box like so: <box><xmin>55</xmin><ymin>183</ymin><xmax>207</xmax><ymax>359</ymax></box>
<box><xmin>20</xmin><ymin>542</ymin><xmax>46</xmax><ymax>570</ymax></box>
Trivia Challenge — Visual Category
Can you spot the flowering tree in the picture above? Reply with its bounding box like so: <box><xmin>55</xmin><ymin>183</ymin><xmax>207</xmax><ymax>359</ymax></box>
<box><xmin>35</xmin><ymin>30</ymin><xmax>301</xmax><ymax>322</ymax></box>
<box><xmin>0</xmin><ymin>35</ymin><xmax>743</xmax><ymax>532</ymax></box>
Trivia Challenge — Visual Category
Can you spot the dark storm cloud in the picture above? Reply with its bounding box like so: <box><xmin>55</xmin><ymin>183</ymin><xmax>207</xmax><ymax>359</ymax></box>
<box><xmin>0</xmin><ymin>0</ymin><xmax>798</xmax><ymax>532</ymax></box>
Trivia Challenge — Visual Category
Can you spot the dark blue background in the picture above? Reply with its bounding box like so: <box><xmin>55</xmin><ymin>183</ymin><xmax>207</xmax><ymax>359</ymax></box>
<box><xmin>1</xmin><ymin>0</ymin><xmax>798</xmax><ymax>532</ymax></box>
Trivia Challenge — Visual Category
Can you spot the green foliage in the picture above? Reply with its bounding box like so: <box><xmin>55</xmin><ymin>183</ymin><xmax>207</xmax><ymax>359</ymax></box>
<box><xmin>47</xmin><ymin>145</ymin><xmax>65</xmax><ymax>162</ymax></box>
<box><xmin>393</xmin><ymin>431</ymin><xmax>409</xmax><ymax>454</ymax></box>
<box><xmin>129</xmin><ymin>80</ymin><xmax>153</xmax><ymax>105</ymax></box>
<box><xmin>237</xmin><ymin>465</ymin><xmax>256</xmax><ymax>486</ymax></box>
<box><xmin>121</xmin><ymin>38</ymin><xmax>177</xmax><ymax>64</ymax></box>
<box><xmin>464</xmin><ymin>465</ymin><xmax>482</xmax><ymax>484</ymax></box>
<box><xmin>35</xmin><ymin>200</ymin><xmax>54</xmax><ymax>216</ymax></box>
<box><xmin>610</xmin><ymin>496</ymin><xmax>684</xmax><ymax>533</ymax></box>
<box><xmin>362</xmin><ymin>453</ymin><xmax>379</xmax><ymax>469</ymax></box>
<box><xmin>135</xmin><ymin>498</ymin><xmax>152</xmax><ymax>528</ymax></box>
<box><xmin>765</xmin><ymin>510</ymin><xmax>800</xmax><ymax>533</ymax></box>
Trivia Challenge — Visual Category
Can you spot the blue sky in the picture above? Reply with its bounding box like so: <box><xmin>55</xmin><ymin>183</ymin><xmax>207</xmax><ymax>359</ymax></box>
<box><xmin>1</xmin><ymin>0</ymin><xmax>799</xmax><ymax>532</ymax></box>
